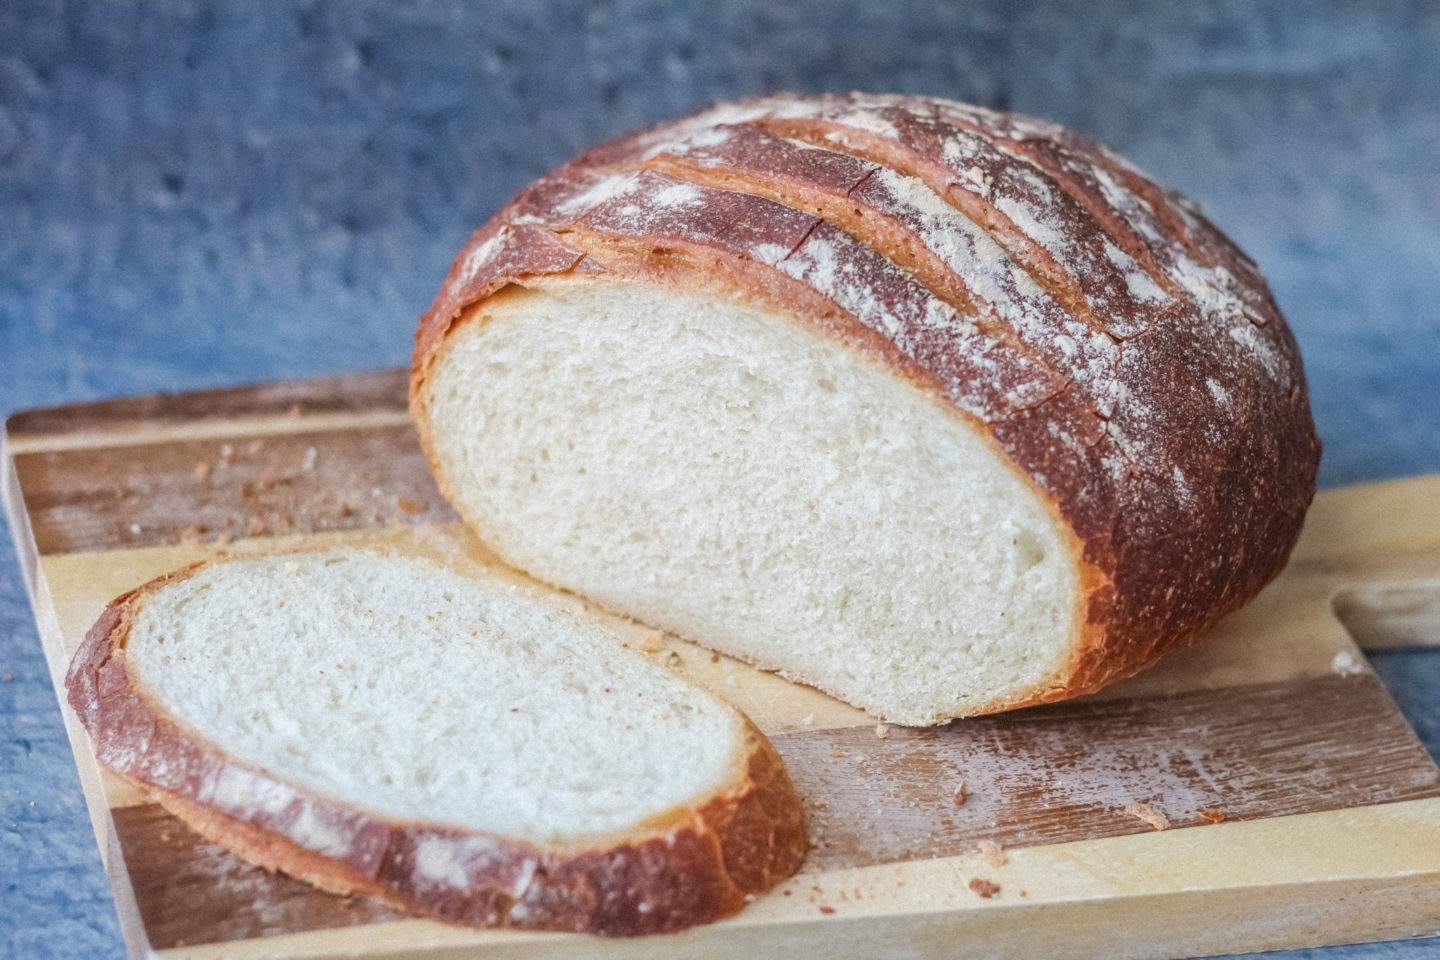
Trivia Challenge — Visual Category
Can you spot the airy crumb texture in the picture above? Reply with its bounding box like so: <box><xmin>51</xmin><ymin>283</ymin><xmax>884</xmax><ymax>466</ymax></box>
<box><xmin>124</xmin><ymin>551</ymin><xmax>746</xmax><ymax>844</ymax></box>
<box><xmin>424</xmin><ymin>281</ymin><xmax>1080</xmax><ymax>725</ymax></box>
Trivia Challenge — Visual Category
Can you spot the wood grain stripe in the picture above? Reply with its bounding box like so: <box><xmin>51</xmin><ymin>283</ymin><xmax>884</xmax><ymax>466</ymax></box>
<box><xmin>5</xmin><ymin>368</ymin><xmax>408</xmax><ymax>440</ymax></box>
<box><xmin>113</xmin><ymin>803</ymin><xmax>406</xmax><ymax>949</ymax></box>
<box><xmin>109</xmin><ymin>673</ymin><xmax>1438</xmax><ymax>949</ymax></box>
<box><xmin>13</xmin><ymin>424</ymin><xmax>454</xmax><ymax>555</ymax></box>
<box><xmin>779</xmin><ymin>673</ymin><xmax>1439</xmax><ymax>873</ymax></box>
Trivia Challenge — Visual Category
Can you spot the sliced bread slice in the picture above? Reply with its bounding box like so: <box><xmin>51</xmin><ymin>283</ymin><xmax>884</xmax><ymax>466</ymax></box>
<box><xmin>65</xmin><ymin>549</ymin><xmax>805</xmax><ymax>935</ymax></box>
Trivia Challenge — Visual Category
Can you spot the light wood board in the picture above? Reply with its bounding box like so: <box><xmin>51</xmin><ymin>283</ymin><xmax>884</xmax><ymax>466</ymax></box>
<box><xmin>5</xmin><ymin>368</ymin><xmax>1440</xmax><ymax>960</ymax></box>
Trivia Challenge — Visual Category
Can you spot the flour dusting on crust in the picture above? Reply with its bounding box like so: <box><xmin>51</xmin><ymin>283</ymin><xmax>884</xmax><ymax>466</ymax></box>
<box><xmin>414</xmin><ymin>92</ymin><xmax>1320</xmax><ymax>713</ymax></box>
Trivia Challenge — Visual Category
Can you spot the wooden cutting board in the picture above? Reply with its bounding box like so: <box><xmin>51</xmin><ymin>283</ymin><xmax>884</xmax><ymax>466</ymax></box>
<box><xmin>6</xmin><ymin>369</ymin><xmax>1440</xmax><ymax>960</ymax></box>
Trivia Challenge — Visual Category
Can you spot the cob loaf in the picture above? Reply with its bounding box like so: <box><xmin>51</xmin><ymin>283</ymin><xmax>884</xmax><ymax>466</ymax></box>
<box><xmin>411</xmin><ymin>93</ymin><xmax>1320</xmax><ymax>725</ymax></box>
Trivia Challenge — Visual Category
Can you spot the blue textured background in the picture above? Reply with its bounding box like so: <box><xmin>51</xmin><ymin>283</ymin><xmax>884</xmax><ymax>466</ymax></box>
<box><xmin>2</xmin><ymin>2</ymin><xmax>1438</xmax><ymax>957</ymax></box>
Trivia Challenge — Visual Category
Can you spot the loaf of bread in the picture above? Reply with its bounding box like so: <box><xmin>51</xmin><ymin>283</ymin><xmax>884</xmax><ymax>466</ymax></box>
<box><xmin>65</xmin><ymin>550</ymin><xmax>805</xmax><ymax>935</ymax></box>
<box><xmin>411</xmin><ymin>93</ymin><xmax>1320</xmax><ymax>726</ymax></box>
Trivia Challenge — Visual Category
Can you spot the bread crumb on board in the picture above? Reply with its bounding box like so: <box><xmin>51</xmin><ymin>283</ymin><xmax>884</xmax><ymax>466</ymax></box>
<box><xmin>1126</xmin><ymin>801</ymin><xmax>1171</xmax><ymax>831</ymax></box>
<box><xmin>1331</xmin><ymin>649</ymin><xmax>1366</xmax><ymax>676</ymax></box>
<box><xmin>952</xmin><ymin>779</ymin><xmax>968</xmax><ymax>806</ymax></box>
<box><xmin>968</xmin><ymin>877</ymin><xmax>1000</xmax><ymax>899</ymax></box>
<box><xmin>874</xmin><ymin>723</ymin><xmax>889</xmax><ymax>739</ymax></box>
<box><xmin>254</xmin><ymin>469</ymin><xmax>291</xmax><ymax>493</ymax></box>
<box><xmin>977</xmin><ymin>839</ymin><xmax>1007</xmax><ymax>867</ymax></box>
<box><xmin>1200</xmin><ymin>809</ymin><xmax>1226</xmax><ymax>824</ymax></box>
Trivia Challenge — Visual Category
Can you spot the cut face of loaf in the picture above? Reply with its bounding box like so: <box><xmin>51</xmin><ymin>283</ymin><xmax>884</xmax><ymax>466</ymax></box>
<box><xmin>425</xmin><ymin>281</ymin><xmax>1080</xmax><ymax>725</ymax></box>
<box><xmin>412</xmin><ymin>93</ymin><xmax>1321</xmax><ymax>726</ymax></box>
<box><xmin>65</xmin><ymin>551</ymin><xmax>805</xmax><ymax>935</ymax></box>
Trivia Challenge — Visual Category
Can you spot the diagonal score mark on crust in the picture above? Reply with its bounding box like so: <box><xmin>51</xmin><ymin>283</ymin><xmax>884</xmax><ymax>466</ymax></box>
<box><xmin>436</xmin><ymin>159</ymin><xmax>1124</xmax><ymax>486</ymax></box>
<box><xmin>459</xmin><ymin>129</ymin><xmax>1119</xmax><ymax>428</ymax></box>
<box><xmin>574</xmin><ymin>121</ymin><xmax>1126</xmax><ymax>428</ymax></box>
<box><xmin>490</xmin><ymin>161</ymin><xmax>1079</xmax><ymax>424</ymax></box>
<box><xmin>931</xmin><ymin>108</ymin><xmax>1188</xmax><ymax>304</ymax></box>
<box><xmin>635</xmin><ymin>153</ymin><xmax>976</xmax><ymax>322</ymax></box>
<box><xmin>746</xmin><ymin>115</ymin><xmax>1125</xmax><ymax>344</ymax></box>
<box><xmin>1078</xmin><ymin>141</ymin><xmax>1210</xmax><ymax>265</ymax></box>
<box><xmin>926</xmin><ymin>100</ymin><xmax>1279</xmax><ymax>333</ymax></box>
<box><xmin>632</xmin><ymin>147</ymin><xmax>1079</xmax><ymax>401</ymax></box>
<box><xmin>1034</xmin><ymin>123</ymin><xmax>1279</xmax><ymax>330</ymax></box>
<box><xmin>563</xmin><ymin>191</ymin><xmax>1066</xmax><ymax>421</ymax></box>
<box><xmin>559</xmin><ymin>118</ymin><xmax>1119</xmax><ymax>425</ymax></box>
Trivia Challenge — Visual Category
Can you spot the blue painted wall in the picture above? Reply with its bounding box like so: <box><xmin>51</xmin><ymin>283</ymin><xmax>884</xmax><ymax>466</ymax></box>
<box><xmin>2</xmin><ymin>3</ymin><xmax>1437</xmax><ymax>957</ymax></box>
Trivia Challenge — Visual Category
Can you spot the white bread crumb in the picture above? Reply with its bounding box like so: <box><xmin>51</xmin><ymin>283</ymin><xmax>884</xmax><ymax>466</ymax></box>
<box><xmin>977</xmin><ymin>839</ymin><xmax>1006</xmax><ymax>867</ymax></box>
<box><xmin>1331</xmin><ymin>649</ymin><xmax>1365</xmax><ymax>676</ymax></box>
<box><xmin>1126</xmin><ymin>802</ymin><xmax>1170</xmax><ymax>831</ymax></box>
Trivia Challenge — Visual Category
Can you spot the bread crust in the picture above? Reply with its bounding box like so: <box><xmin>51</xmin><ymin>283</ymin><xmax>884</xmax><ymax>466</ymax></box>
<box><xmin>65</xmin><ymin>560</ymin><xmax>807</xmax><ymax>936</ymax></box>
<box><xmin>410</xmin><ymin>93</ymin><xmax>1320</xmax><ymax>719</ymax></box>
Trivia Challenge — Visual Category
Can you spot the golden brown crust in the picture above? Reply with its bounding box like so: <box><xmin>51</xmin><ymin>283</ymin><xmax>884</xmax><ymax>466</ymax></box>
<box><xmin>65</xmin><ymin>558</ymin><xmax>806</xmax><ymax>936</ymax></box>
<box><xmin>409</xmin><ymin>92</ymin><xmax>1321</xmax><ymax>719</ymax></box>
<box><xmin>150</xmin><ymin>784</ymin><xmax>402</xmax><ymax>902</ymax></box>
